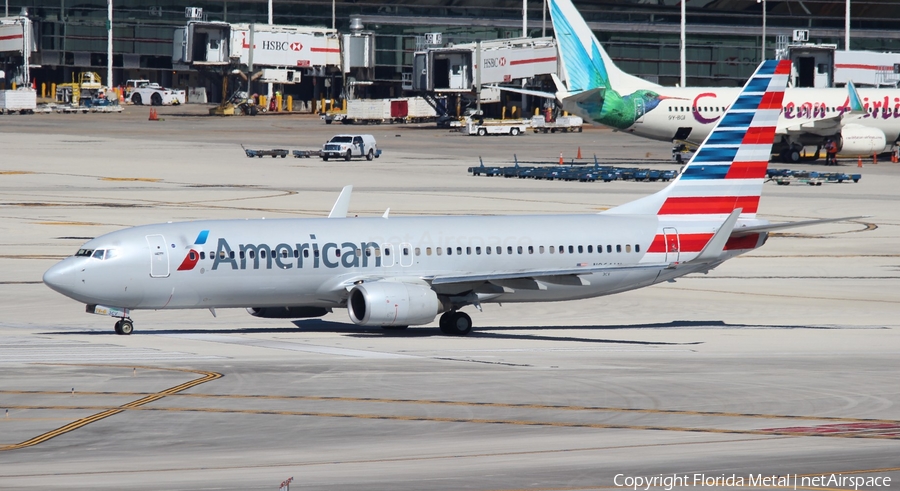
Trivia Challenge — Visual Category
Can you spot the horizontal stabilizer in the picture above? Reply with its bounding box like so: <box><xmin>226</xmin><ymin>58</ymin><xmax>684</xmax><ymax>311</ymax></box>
<box><xmin>731</xmin><ymin>216</ymin><xmax>864</xmax><ymax>236</ymax></box>
<box><xmin>692</xmin><ymin>209</ymin><xmax>742</xmax><ymax>263</ymax></box>
<box><xmin>565</xmin><ymin>87</ymin><xmax>605</xmax><ymax>105</ymax></box>
<box><xmin>490</xmin><ymin>85</ymin><xmax>557</xmax><ymax>100</ymax></box>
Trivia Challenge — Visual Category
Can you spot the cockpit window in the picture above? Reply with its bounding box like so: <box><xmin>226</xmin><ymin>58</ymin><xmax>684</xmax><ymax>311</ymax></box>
<box><xmin>92</xmin><ymin>249</ymin><xmax>106</xmax><ymax>259</ymax></box>
<box><xmin>75</xmin><ymin>249</ymin><xmax>94</xmax><ymax>257</ymax></box>
<box><xmin>105</xmin><ymin>249</ymin><xmax>118</xmax><ymax>260</ymax></box>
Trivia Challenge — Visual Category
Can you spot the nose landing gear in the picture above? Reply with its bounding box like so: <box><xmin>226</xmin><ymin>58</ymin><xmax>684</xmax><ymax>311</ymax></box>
<box><xmin>114</xmin><ymin>318</ymin><xmax>134</xmax><ymax>335</ymax></box>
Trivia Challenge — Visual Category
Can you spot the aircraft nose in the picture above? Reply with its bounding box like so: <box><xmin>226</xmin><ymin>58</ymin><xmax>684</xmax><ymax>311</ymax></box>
<box><xmin>43</xmin><ymin>260</ymin><xmax>77</xmax><ymax>294</ymax></box>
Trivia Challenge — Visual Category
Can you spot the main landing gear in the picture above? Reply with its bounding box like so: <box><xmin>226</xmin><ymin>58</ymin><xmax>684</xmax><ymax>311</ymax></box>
<box><xmin>114</xmin><ymin>318</ymin><xmax>134</xmax><ymax>335</ymax></box>
<box><xmin>439</xmin><ymin>311</ymin><xmax>473</xmax><ymax>336</ymax></box>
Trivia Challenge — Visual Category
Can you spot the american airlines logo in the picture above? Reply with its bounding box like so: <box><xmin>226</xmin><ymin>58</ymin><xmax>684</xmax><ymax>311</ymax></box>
<box><xmin>178</xmin><ymin>231</ymin><xmax>384</xmax><ymax>272</ymax></box>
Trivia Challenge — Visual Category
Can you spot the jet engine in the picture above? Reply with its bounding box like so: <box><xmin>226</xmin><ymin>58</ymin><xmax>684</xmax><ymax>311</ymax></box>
<box><xmin>348</xmin><ymin>281</ymin><xmax>444</xmax><ymax>326</ymax></box>
<box><xmin>247</xmin><ymin>307</ymin><xmax>331</xmax><ymax>318</ymax></box>
<box><xmin>839</xmin><ymin>125</ymin><xmax>887</xmax><ymax>156</ymax></box>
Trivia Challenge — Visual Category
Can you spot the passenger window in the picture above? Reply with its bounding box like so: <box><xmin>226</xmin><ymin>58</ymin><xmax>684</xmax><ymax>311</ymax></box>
<box><xmin>229</xmin><ymin>251</ymin><xmax>235</xmax><ymax>259</ymax></box>
<box><xmin>92</xmin><ymin>250</ymin><xmax>105</xmax><ymax>259</ymax></box>
<box><xmin>496</xmin><ymin>246</ymin><xmax>502</xmax><ymax>255</ymax></box>
<box><xmin>578</xmin><ymin>245</ymin><xmax>583</xmax><ymax>253</ymax></box>
<box><xmin>458</xmin><ymin>247</ymin><xmax>463</xmax><ymax>255</ymax></box>
<box><xmin>635</xmin><ymin>244</ymin><xmax>641</xmax><ymax>253</ymax></box>
<box><xmin>486</xmin><ymin>247</ymin><xmax>492</xmax><ymax>255</ymax></box>
<box><xmin>260</xmin><ymin>250</ymin><xmax>266</xmax><ymax>258</ymax></box>
<box><xmin>517</xmin><ymin>246</ymin><xmax>522</xmax><ymax>254</ymax></box>
<box><xmin>568</xmin><ymin>245</ymin><xmax>574</xmax><ymax>254</ymax></box>
<box><xmin>335</xmin><ymin>249</ymin><xmax>341</xmax><ymax>257</ymax></box>
<box><xmin>384</xmin><ymin>248</ymin><xmax>391</xmax><ymax>256</ymax></box>
<box><xmin>304</xmin><ymin>249</ymin><xmax>310</xmax><ymax>258</ymax></box>
<box><xmin>240</xmin><ymin>251</ymin><xmax>246</xmax><ymax>259</ymax></box>
<box><xmin>539</xmin><ymin>246</ymin><xmax>545</xmax><ymax>254</ymax></box>
<box><xmin>528</xmin><ymin>246</ymin><xmax>533</xmax><ymax>254</ymax></box>
<box><xmin>587</xmin><ymin>245</ymin><xmax>593</xmax><ymax>253</ymax></box>
<box><xmin>446</xmin><ymin>247</ymin><xmax>452</xmax><ymax>256</ymax></box>
<box><xmin>625</xmin><ymin>245</ymin><xmax>632</xmax><ymax>253</ymax></box>
<box><xmin>249</xmin><ymin>251</ymin><xmax>256</xmax><ymax>259</ymax></box>
<box><xmin>436</xmin><ymin>247</ymin><xmax>442</xmax><ymax>256</ymax></box>
<box><xmin>476</xmin><ymin>247</ymin><xmax>482</xmax><ymax>255</ymax></box>
<box><xmin>314</xmin><ymin>250</ymin><xmax>320</xmax><ymax>258</ymax></box>
<box><xmin>616</xmin><ymin>245</ymin><xmax>622</xmax><ymax>253</ymax></box>
<box><xmin>466</xmin><ymin>247</ymin><xmax>471</xmax><ymax>255</ymax></box>
<box><xmin>549</xmin><ymin>246</ymin><xmax>555</xmax><ymax>254</ymax></box>
<box><xmin>189</xmin><ymin>251</ymin><xmax>197</xmax><ymax>261</ymax></box>
<box><xmin>365</xmin><ymin>248</ymin><xmax>372</xmax><ymax>257</ymax></box>
<box><xmin>404</xmin><ymin>247</ymin><xmax>411</xmax><ymax>256</ymax></box>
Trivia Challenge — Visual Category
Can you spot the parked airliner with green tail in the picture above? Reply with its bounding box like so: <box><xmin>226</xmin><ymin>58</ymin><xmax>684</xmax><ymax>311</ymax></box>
<box><xmin>510</xmin><ymin>0</ymin><xmax>900</xmax><ymax>163</ymax></box>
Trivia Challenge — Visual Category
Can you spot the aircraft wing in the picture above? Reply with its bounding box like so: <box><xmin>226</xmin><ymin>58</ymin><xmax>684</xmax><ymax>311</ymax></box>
<box><xmin>779</xmin><ymin>81</ymin><xmax>867</xmax><ymax>136</ymax></box>
<box><xmin>429</xmin><ymin>262</ymin><xmax>667</xmax><ymax>288</ymax></box>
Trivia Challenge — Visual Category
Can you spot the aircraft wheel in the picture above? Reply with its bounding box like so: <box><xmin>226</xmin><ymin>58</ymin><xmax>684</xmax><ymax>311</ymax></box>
<box><xmin>440</xmin><ymin>311</ymin><xmax>472</xmax><ymax>336</ymax></box>
<box><xmin>114</xmin><ymin>320</ymin><xmax>123</xmax><ymax>334</ymax></box>
<box><xmin>119</xmin><ymin>319</ymin><xmax>134</xmax><ymax>335</ymax></box>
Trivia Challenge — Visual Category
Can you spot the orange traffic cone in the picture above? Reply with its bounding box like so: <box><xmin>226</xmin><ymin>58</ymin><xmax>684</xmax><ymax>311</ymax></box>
<box><xmin>149</xmin><ymin>108</ymin><xmax>158</xmax><ymax>121</ymax></box>
<box><xmin>576</xmin><ymin>146</ymin><xmax>582</xmax><ymax>159</ymax></box>
<box><xmin>892</xmin><ymin>152</ymin><xmax>898</xmax><ymax>163</ymax></box>
<box><xmin>559</xmin><ymin>152</ymin><xmax>563</xmax><ymax>165</ymax></box>
<box><xmin>858</xmin><ymin>156</ymin><xmax>863</xmax><ymax>168</ymax></box>
<box><xmin>873</xmin><ymin>154</ymin><xmax>878</xmax><ymax>165</ymax></box>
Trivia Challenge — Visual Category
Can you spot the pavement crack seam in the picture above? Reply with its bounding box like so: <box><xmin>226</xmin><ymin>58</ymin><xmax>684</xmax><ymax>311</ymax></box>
<box><xmin>0</xmin><ymin>363</ymin><xmax>222</xmax><ymax>452</ymax></box>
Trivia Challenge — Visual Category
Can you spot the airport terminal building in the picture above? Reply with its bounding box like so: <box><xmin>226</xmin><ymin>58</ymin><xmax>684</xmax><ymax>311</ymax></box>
<box><xmin>3</xmin><ymin>0</ymin><xmax>900</xmax><ymax>104</ymax></box>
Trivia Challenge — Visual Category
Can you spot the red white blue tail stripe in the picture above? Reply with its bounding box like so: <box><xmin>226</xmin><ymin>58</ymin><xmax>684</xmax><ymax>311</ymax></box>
<box><xmin>658</xmin><ymin>59</ymin><xmax>791</xmax><ymax>218</ymax></box>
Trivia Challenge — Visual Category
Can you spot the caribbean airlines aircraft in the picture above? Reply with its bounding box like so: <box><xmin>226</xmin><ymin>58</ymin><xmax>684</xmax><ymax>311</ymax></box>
<box><xmin>43</xmin><ymin>60</ymin><xmax>847</xmax><ymax>336</ymax></box>
<box><xmin>527</xmin><ymin>0</ymin><xmax>900</xmax><ymax>163</ymax></box>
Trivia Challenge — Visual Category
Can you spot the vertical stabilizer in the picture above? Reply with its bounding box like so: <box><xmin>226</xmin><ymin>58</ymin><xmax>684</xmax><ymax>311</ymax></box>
<box><xmin>549</xmin><ymin>0</ymin><xmax>660</xmax><ymax>94</ymax></box>
<box><xmin>604</xmin><ymin>59</ymin><xmax>792</xmax><ymax>218</ymax></box>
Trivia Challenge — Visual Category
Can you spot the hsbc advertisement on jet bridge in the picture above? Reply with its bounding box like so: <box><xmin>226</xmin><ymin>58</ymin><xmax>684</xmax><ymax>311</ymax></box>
<box><xmin>231</xmin><ymin>28</ymin><xmax>340</xmax><ymax>68</ymax></box>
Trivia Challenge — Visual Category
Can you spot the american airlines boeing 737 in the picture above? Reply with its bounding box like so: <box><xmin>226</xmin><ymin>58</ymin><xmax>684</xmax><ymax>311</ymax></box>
<box><xmin>43</xmin><ymin>59</ymin><xmax>847</xmax><ymax>336</ymax></box>
<box><xmin>514</xmin><ymin>0</ymin><xmax>900</xmax><ymax>163</ymax></box>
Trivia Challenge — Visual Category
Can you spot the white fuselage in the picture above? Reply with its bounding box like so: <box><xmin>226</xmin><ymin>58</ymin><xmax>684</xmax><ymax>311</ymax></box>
<box><xmin>43</xmin><ymin>214</ymin><xmax>764</xmax><ymax>312</ymax></box>
<box><xmin>566</xmin><ymin>86</ymin><xmax>900</xmax><ymax>151</ymax></box>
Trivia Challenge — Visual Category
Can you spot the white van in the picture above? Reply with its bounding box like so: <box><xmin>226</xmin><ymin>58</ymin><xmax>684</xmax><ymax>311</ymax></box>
<box><xmin>322</xmin><ymin>134</ymin><xmax>381</xmax><ymax>161</ymax></box>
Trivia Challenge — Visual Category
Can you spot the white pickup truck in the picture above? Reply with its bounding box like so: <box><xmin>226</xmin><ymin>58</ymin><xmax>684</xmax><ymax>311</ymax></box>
<box><xmin>321</xmin><ymin>134</ymin><xmax>382</xmax><ymax>161</ymax></box>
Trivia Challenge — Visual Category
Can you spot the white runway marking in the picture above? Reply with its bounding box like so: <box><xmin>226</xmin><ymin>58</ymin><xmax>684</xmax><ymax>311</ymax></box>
<box><xmin>163</xmin><ymin>333</ymin><xmax>416</xmax><ymax>359</ymax></box>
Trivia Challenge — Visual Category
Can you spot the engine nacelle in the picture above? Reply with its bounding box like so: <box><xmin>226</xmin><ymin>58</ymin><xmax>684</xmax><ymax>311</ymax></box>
<box><xmin>839</xmin><ymin>125</ymin><xmax>887</xmax><ymax>156</ymax></box>
<box><xmin>247</xmin><ymin>307</ymin><xmax>330</xmax><ymax>319</ymax></box>
<box><xmin>348</xmin><ymin>281</ymin><xmax>442</xmax><ymax>326</ymax></box>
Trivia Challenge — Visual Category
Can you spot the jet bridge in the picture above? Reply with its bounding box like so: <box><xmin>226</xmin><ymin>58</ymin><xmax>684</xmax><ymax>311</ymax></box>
<box><xmin>411</xmin><ymin>37</ymin><xmax>558</xmax><ymax>94</ymax></box>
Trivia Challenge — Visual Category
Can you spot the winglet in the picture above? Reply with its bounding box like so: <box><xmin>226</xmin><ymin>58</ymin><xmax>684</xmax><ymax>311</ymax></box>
<box><xmin>382</xmin><ymin>208</ymin><xmax>390</xmax><ymax>219</ymax></box>
<box><xmin>692</xmin><ymin>208</ymin><xmax>742</xmax><ymax>263</ymax></box>
<box><xmin>847</xmin><ymin>80</ymin><xmax>864</xmax><ymax>113</ymax></box>
<box><xmin>328</xmin><ymin>185</ymin><xmax>353</xmax><ymax>218</ymax></box>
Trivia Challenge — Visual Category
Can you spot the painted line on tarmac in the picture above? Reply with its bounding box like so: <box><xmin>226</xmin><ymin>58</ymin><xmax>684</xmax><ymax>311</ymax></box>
<box><xmin>3</xmin><ymin>404</ymin><xmax>898</xmax><ymax>441</ymax></box>
<box><xmin>3</xmin><ymin>390</ymin><xmax>898</xmax><ymax>426</ymax></box>
<box><xmin>0</xmin><ymin>364</ymin><xmax>222</xmax><ymax>452</ymax></box>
